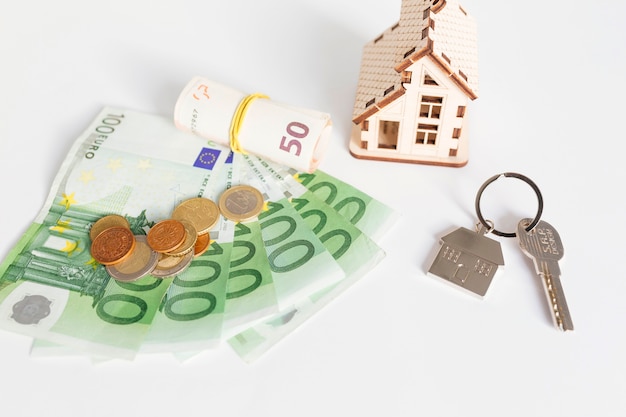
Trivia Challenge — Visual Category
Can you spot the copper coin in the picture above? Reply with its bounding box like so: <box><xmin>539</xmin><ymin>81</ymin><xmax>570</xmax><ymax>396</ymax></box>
<box><xmin>146</xmin><ymin>219</ymin><xmax>186</xmax><ymax>253</ymax></box>
<box><xmin>90</xmin><ymin>214</ymin><xmax>130</xmax><ymax>240</ymax></box>
<box><xmin>218</xmin><ymin>185</ymin><xmax>264</xmax><ymax>222</ymax></box>
<box><xmin>90</xmin><ymin>227</ymin><xmax>136</xmax><ymax>266</ymax></box>
<box><xmin>166</xmin><ymin>220</ymin><xmax>197</xmax><ymax>257</ymax></box>
<box><xmin>106</xmin><ymin>235</ymin><xmax>159</xmax><ymax>282</ymax></box>
<box><xmin>193</xmin><ymin>232</ymin><xmax>211</xmax><ymax>257</ymax></box>
<box><xmin>172</xmin><ymin>197</ymin><xmax>220</xmax><ymax>235</ymax></box>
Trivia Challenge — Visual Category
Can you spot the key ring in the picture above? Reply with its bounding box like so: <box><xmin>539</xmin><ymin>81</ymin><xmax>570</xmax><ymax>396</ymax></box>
<box><xmin>474</xmin><ymin>172</ymin><xmax>543</xmax><ymax>238</ymax></box>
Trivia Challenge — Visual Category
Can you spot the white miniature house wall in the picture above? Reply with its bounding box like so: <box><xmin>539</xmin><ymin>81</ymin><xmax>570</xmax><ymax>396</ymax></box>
<box><xmin>350</xmin><ymin>0</ymin><xmax>479</xmax><ymax>167</ymax></box>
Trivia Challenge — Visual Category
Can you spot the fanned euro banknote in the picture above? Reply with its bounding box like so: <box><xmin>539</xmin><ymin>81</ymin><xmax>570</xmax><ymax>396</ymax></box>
<box><xmin>2</xmin><ymin>106</ymin><xmax>397</xmax><ymax>362</ymax></box>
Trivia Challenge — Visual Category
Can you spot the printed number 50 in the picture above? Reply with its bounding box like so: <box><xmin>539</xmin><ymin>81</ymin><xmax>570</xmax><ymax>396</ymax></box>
<box><xmin>279</xmin><ymin>121</ymin><xmax>309</xmax><ymax>157</ymax></box>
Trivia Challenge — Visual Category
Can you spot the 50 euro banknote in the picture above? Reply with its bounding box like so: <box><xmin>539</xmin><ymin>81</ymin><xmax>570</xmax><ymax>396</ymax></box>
<box><xmin>174</xmin><ymin>76</ymin><xmax>332</xmax><ymax>173</ymax></box>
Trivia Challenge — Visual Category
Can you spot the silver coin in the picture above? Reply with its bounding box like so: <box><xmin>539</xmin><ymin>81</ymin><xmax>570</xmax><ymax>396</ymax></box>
<box><xmin>106</xmin><ymin>235</ymin><xmax>159</xmax><ymax>282</ymax></box>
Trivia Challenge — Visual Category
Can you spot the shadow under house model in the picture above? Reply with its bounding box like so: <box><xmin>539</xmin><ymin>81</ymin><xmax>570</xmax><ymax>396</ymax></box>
<box><xmin>350</xmin><ymin>0</ymin><xmax>479</xmax><ymax>167</ymax></box>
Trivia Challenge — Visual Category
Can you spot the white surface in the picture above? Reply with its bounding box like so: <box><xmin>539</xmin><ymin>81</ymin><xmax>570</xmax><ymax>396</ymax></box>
<box><xmin>1</xmin><ymin>1</ymin><xmax>624</xmax><ymax>416</ymax></box>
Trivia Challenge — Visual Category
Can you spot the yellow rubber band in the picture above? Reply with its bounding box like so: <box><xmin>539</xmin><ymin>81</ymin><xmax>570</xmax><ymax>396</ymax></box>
<box><xmin>229</xmin><ymin>93</ymin><xmax>268</xmax><ymax>154</ymax></box>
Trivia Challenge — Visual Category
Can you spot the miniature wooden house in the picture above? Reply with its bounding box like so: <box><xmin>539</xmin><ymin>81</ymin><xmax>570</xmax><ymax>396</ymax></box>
<box><xmin>350</xmin><ymin>0</ymin><xmax>479</xmax><ymax>167</ymax></box>
<box><xmin>428</xmin><ymin>227</ymin><xmax>504</xmax><ymax>297</ymax></box>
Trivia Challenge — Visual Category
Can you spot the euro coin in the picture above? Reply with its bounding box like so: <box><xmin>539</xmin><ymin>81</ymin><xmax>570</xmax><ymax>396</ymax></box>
<box><xmin>193</xmin><ymin>232</ymin><xmax>211</xmax><ymax>257</ymax></box>
<box><xmin>151</xmin><ymin>251</ymin><xmax>194</xmax><ymax>278</ymax></box>
<box><xmin>90</xmin><ymin>214</ymin><xmax>130</xmax><ymax>240</ymax></box>
<box><xmin>106</xmin><ymin>235</ymin><xmax>159</xmax><ymax>282</ymax></box>
<box><xmin>90</xmin><ymin>226</ymin><xmax>136</xmax><ymax>266</ymax></box>
<box><xmin>172</xmin><ymin>197</ymin><xmax>220</xmax><ymax>235</ymax></box>
<box><xmin>166</xmin><ymin>220</ymin><xmax>197</xmax><ymax>257</ymax></box>
<box><xmin>146</xmin><ymin>219</ymin><xmax>186</xmax><ymax>253</ymax></box>
<box><xmin>218</xmin><ymin>185</ymin><xmax>264</xmax><ymax>222</ymax></box>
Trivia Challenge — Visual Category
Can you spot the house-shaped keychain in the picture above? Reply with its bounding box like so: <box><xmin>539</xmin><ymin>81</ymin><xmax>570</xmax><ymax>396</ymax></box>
<box><xmin>428</xmin><ymin>225</ymin><xmax>504</xmax><ymax>297</ymax></box>
<box><xmin>350</xmin><ymin>0</ymin><xmax>478</xmax><ymax>167</ymax></box>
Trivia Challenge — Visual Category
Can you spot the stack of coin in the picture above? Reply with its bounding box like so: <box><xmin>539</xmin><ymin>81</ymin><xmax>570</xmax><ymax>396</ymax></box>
<box><xmin>147</xmin><ymin>197</ymin><xmax>222</xmax><ymax>278</ymax></box>
<box><xmin>171</xmin><ymin>197</ymin><xmax>219</xmax><ymax>257</ymax></box>
<box><xmin>89</xmin><ymin>187</ymin><xmax>266</xmax><ymax>282</ymax></box>
<box><xmin>90</xmin><ymin>215</ymin><xmax>159</xmax><ymax>283</ymax></box>
<box><xmin>106</xmin><ymin>235</ymin><xmax>160</xmax><ymax>282</ymax></box>
<box><xmin>89</xmin><ymin>196</ymin><xmax>223</xmax><ymax>282</ymax></box>
<box><xmin>147</xmin><ymin>219</ymin><xmax>197</xmax><ymax>278</ymax></box>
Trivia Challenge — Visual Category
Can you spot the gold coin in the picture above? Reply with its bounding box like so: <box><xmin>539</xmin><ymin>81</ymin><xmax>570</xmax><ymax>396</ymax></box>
<box><xmin>218</xmin><ymin>185</ymin><xmax>264</xmax><ymax>222</ymax></box>
<box><xmin>90</xmin><ymin>227</ymin><xmax>136</xmax><ymax>266</ymax></box>
<box><xmin>156</xmin><ymin>253</ymin><xmax>185</xmax><ymax>269</ymax></box>
<box><xmin>172</xmin><ymin>197</ymin><xmax>220</xmax><ymax>235</ymax></box>
<box><xmin>166</xmin><ymin>220</ymin><xmax>197</xmax><ymax>257</ymax></box>
<box><xmin>106</xmin><ymin>235</ymin><xmax>159</xmax><ymax>282</ymax></box>
<box><xmin>193</xmin><ymin>232</ymin><xmax>211</xmax><ymax>257</ymax></box>
<box><xmin>151</xmin><ymin>252</ymin><xmax>194</xmax><ymax>278</ymax></box>
<box><xmin>90</xmin><ymin>214</ymin><xmax>130</xmax><ymax>240</ymax></box>
<box><xmin>146</xmin><ymin>219</ymin><xmax>186</xmax><ymax>253</ymax></box>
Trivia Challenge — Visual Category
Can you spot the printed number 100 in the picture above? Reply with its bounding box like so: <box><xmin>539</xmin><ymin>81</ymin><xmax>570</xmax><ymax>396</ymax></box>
<box><xmin>279</xmin><ymin>121</ymin><xmax>309</xmax><ymax>157</ymax></box>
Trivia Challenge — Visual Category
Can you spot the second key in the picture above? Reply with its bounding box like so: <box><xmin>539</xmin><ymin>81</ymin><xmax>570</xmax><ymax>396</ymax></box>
<box><xmin>517</xmin><ymin>218</ymin><xmax>574</xmax><ymax>332</ymax></box>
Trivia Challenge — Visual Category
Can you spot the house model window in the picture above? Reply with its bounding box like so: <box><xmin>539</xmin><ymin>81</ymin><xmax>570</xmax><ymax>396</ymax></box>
<box><xmin>350</xmin><ymin>0</ymin><xmax>479</xmax><ymax>167</ymax></box>
<box><xmin>379</xmin><ymin>121</ymin><xmax>399</xmax><ymax>149</ymax></box>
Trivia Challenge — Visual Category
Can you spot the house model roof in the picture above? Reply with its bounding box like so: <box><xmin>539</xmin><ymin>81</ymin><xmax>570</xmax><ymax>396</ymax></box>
<box><xmin>353</xmin><ymin>0</ymin><xmax>479</xmax><ymax>124</ymax></box>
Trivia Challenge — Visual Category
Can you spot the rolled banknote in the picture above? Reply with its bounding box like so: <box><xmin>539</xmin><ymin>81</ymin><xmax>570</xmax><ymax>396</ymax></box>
<box><xmin>174</xmin><ymin>76</ymin><xmax>333</xmax><ymax>173</ymax></box>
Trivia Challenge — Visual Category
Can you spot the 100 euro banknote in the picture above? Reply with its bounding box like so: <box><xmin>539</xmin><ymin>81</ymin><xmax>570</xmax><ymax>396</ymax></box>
<box><xmin>228</xmin><ymin>156</ymin><xmax>396</xmax><ymax>362</ymax></box>
<box><xmin>0</xmin><ymin>107</ymin><xmax>231</xmax><ymax>358</ymax></box>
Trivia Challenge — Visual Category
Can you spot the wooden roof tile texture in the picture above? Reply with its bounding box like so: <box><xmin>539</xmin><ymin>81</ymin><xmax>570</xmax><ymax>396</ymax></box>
<box><xmin>353</xmin><ymin>0</ymin><xmax>478</xmax><ymax>123</ymax></box>
<box><xmin>430</xmin><ymin>2</ymin><xmax>479</xmax><ymax>94</ymax></box>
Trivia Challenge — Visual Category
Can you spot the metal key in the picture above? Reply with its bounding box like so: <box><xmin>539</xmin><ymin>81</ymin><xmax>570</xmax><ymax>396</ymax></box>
<box><xmin>517</xmin><ymin>218</ymin><xmax>574</xmax><ymax>331</ymax></box>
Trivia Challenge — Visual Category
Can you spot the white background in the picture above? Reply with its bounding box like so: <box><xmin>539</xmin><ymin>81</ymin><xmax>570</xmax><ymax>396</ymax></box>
<box><xmin>1</xmin><ymin>1</ymin><xmax>625</xmax><ymax>416</ymax></box>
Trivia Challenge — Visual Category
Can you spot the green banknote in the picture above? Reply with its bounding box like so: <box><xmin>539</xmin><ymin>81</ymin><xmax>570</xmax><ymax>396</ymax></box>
<box><xmin>140</xmin><ymin>217</ymin><xmax>234</xmax><ymax>353</ymax></box>
<box><xmin>237</xmin><ymin>155</ymin><xmax>345</xmax><ymax>310</ymax></box>
<box><xmin>268</xmin><ymin>164</ymin><xmax>399</xmax><ymax>242</ymax></box>
<box><xmin>228</xmin><ymin>156</ymin><xmax>390</xmax><ymax>362</ymax></box>
<box><xmin>298</xmin><ymin>169</ymin><xmax>399</xmax><ymax>241</ymax></box>
<box><xmin>218</xmin><ymin>154</ymin><xmax>279</xmax><ymax>338</ymax></box>
<box><xmin>248</xmin><ymin>155</ymin><xmax>387</xmax><ymax>281</ymax></box>
<box><xmin>140</xmin><ymin>153</ymin><xmax>235</xmax><ymax>353</ymax></box>
<box><xmin>222</xmin><ymin>220</ymin><xmax>278</xmax><ymax>337</ymax></box>
<box><xmin>0</xmin><ymin>107</ymin><xmax>230</xmax><ymax>358</ymax></box>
